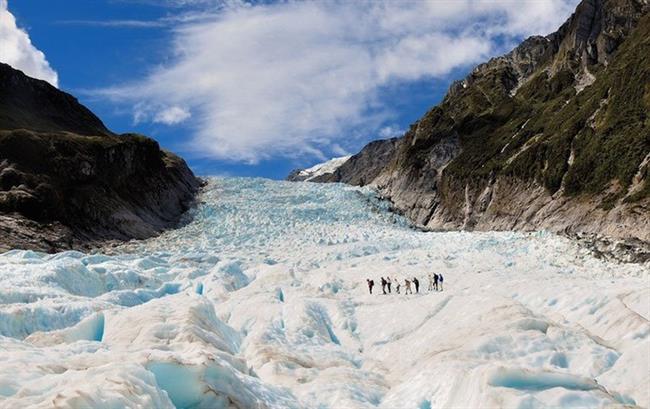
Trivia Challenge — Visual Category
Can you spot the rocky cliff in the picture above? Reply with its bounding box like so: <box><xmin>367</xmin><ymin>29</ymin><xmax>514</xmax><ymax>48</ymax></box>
<box><xmin>293</xmin><ymin>0</ymin><xmax>650</xmax><ymax>254</ymax></box>
<box><xmin>0</xmin><ymin>63</ymin><xmax>202</xmax><ymax>252</ymax></box>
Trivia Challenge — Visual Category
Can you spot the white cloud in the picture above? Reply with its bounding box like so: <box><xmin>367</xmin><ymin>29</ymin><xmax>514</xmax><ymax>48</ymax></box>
<box><xmin>57</xmin><ymin>7</ymin><xmax>229</xmax><ymax>28</ymax></box>
<box><xmin>154</xmin><ymin>106</ymin><xmax>191</xmax><ymax>125</ymax></box>
<box><xmin>378</xmin><ymin>125</ymin><xmax>405</xmax><ymax>139</ymax></box>
<box><xmin>116</xmin><ymin>0</ymin><xmax>246</xmax><ymax>10</ymax></box>
<box><xmin>58</xmin><ymin>19</ymin><xmax>169</xmax><ymax>29</ymax></box>
<box><xmin>103</xmin><ymin>0</ymin><xmax>579</xmax><ymax>163</ymax></box>
<box><xmin>0</xmin><ymin>0</ymin><xmax>58</xmax><ymax>86</ymax></box>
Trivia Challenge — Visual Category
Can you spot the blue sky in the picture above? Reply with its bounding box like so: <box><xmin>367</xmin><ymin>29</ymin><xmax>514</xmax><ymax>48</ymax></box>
<box><xmin>3</xmin><ymin>0</ymin><xmax>579</xmax><ymax>179</ymax></box>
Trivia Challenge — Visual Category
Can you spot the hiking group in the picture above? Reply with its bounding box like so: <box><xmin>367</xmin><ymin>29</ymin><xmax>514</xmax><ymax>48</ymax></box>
<box><xmin>366</xmin><ymin>273</ymin><xmax>443</xmax><ymax>295</ymax></box>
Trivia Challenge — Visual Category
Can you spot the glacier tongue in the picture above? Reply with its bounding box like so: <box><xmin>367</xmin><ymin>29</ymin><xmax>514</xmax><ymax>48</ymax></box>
<box><xmin>0</xmin><ymin>177</ymin><xmax>648</xmax><ymax>408</ymax></box>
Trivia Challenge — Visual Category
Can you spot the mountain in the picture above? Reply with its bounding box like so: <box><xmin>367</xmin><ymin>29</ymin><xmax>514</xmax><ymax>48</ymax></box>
<box><xmin>287</xmin><ymin>155</ymin><xmax>352</xmax><ymax>182</ymax></box>
<box><xmin>0</xmin><ymin>63</ymin><xmax>202</xmax><ymax>252</ymax></box>
<box><xmin>296</xmin><ymin>0</ymin><xmax>650</xmax><ymax>248</ymax></box>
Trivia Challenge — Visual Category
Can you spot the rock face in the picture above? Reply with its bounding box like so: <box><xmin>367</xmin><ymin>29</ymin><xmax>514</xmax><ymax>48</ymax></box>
<box><xmin>310</xmin><ymin>138</ymin><xmax>401</xmax><ymax>185</ymax></box>
<box><xmin>300</xmin><ymin>0</ymin><xmax>650</xmax><ymax>246</ymax></box>
<box><xmin>0</xmin><ymin>63</ymin><xmax>202</xmax><ymax>252</ymax></box>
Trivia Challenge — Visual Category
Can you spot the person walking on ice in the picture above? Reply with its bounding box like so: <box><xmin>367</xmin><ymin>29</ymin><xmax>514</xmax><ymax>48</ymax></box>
<box><xmin>394</xmin><ymin>277</ymin><xmax>401</xmax><ymax>294</ymax></box>
<box><xmin>366</xmin><ymin>279</ymin><xmax>374</xmax><ymax>295</ymax></box>
<box><xmin>427</xmin><ymin>274</ymin><xmax>434</xmax><ymax>292</ymax></box>
<box><xmin>404</xmin><ymin>279</ymin><xmax>412</xmax><ymax>295</ymax></box>
<box><xmin>413</xmin><ymin>277</ymin><xmax>420</xmax><ymax>293</ymax></box>
<box><xmin>433</xmin><ymin>273</ymin><xmax>439</xmax><ymax>291</ymax></box>
<box><xmin>380</xmin><ymin>277</ymin><xmax>387</xmax><ymax>294</ymax></box>
<box><xmin>439</xmin><ymin>273</ymin><xmax>444</xmax><ymax>291</ymax></box>
<box><xmin>386</xmin><ymin>277</ymin><xmax>392</xmax><ymax>294</ymax></box>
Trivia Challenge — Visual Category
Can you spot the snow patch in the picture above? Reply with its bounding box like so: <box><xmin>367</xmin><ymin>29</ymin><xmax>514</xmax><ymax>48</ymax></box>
<box><xmin>298</xmin><ymin>155</ymin><xmax>351</xmax><ymax>181</ymax></box>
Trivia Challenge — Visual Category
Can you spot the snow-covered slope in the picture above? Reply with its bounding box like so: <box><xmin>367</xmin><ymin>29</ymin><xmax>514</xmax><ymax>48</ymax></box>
<box><xmin>294</xmin><ymin>155</ymin><xmax>351</xmax><ymax>181</ymax></box>
<box><xmin>0</xmin><ymin>177</ymin><xmax>648</xmax><ymax>408</ymax></box>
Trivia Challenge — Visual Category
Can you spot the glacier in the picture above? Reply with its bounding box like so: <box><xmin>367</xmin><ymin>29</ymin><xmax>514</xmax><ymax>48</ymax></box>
<box><xmin>0</xmin><ymin>177</ymin><xmax>648</xmax><ymax>409</ymax></box>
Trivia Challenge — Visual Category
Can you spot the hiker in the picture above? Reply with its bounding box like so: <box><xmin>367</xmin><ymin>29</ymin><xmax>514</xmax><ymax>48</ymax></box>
<box><xmin>439</xmin><ymin>273</ymin><xmax>444</xmax><ymax>291</ymax></box>
<box><xmin>433</xmin><ymin>273</ymin><xmax>439</xmax><ymax>291</ymax></box>
<box><xmin>427</xmin><ymin>274</ymin><xmax>434</xmax><ymax>291</ymax></box>
<box><xmin>404</xmin><ymin>279</ymin><xmax>412</xmax><ymax>295</ymax></box>
<box><xmin>367</xmin><ymin>279</ymin><xmax>374</xmax><ymax>295</ymax></box>
<box><xmin>381</xmin><ymin>277</ymin><xmax>387</xmax><ymax>294</ymax></box>
<box><xmin>386</xmin><ymin>277</ymin><xmax>392</xmax><ymax>294</ymax></box>
<box><xmin>394</xmin><ymin>277</ymin><xmax>401</xmax><ymax>294</ymax></box>
<box><xmin>413</xmin><ymin>277</ymin><xmax>420</xmax><ymax>293</ymax></box>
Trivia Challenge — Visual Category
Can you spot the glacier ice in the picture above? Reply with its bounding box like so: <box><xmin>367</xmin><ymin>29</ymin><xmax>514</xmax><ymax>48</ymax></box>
<box><xmin>0</xmin><ymin>177</ymin><xmax>648</xmax><ymax>408</ymax></box>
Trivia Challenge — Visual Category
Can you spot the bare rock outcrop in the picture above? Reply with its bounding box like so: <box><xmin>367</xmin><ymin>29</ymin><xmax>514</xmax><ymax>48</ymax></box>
<box><xmin>0</xmin><ymin>63</ymin><xmax>202</xmax><ymax>252</ymax></box>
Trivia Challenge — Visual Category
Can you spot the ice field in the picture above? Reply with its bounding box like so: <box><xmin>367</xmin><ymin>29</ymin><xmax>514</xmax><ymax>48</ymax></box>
<box><xmin>0</xmin><ymin>177</ymin><xmax>648</xmax><ymax>409</ymax></box>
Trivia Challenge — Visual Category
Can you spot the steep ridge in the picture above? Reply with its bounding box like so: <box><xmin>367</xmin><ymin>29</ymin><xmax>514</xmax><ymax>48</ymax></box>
<box><xmin>299</xmin><ymin>0</ymin><xmax>650</xmax><ymax>251</ymax></box>
<box><xmin>0</xmin><ymin>63</ymin><xmax>201</xmax><ymax>252</ymax></box>
<box><xmin>0</xmin><ymin>63</ymin><xmax>110</xmax><ymax>137</ymax></box>
<box><xmin>307</xmin><ymin>138</ymin><xmax>401</xmax><ymax>185</ymax></box>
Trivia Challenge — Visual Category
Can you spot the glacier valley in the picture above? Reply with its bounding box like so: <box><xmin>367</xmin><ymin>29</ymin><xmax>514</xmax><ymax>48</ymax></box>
<box><xmin>0</xmin><ymin>177</ymin><xmax>648</xmax><ymax>409</ymax></box>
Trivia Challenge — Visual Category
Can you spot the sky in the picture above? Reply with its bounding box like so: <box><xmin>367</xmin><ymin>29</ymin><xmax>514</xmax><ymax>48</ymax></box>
<box><xmin>1</xmin><ymin>0</ymin><xmax>580</xmax><ymax>179</ymax></box>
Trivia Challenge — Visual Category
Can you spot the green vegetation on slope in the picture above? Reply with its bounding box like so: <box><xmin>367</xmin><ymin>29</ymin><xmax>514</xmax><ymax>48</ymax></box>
<box><xmin>434</xmin><ymin>13</ymin><xmax>650</xmax><ymax>204</ymax></box>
